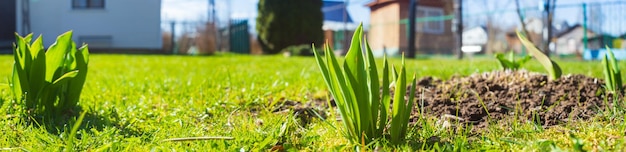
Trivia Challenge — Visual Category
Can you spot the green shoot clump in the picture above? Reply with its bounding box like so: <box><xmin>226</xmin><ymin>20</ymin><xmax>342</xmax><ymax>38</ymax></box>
<box><xmin>10</xmin><ymin>31</ymin><xmax>89</xmax><ymax>117</ymax></box>
<box><xmin>495</xmin><ymin>51</ymin><xmax>531</xmax><ymax>70</ymax></box>
<box><xmin>313</xmin><ymin>24</ymin><xmax>416</xmax><ymax>145</ymax></box>
<box><xmin>516</xmin><ymin>31</ymin><xmax>562</xmax><ymax>80</ymax></box>
<box><xmin>602</xmin><ymin>47</ymin><xmax>622</xmax><ymax>93</ymax></box>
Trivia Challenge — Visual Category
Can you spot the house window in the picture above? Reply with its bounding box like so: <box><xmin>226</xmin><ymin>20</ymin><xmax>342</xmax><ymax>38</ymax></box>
<box><xmin>415</xmin><ymin>6</ymin><xmax>444</xmax><ymax>34</ymax></box>
<box><xmin>72</xmin><ymin>0</ymin><xmax>104</xmax><ymax>9</ymax></box>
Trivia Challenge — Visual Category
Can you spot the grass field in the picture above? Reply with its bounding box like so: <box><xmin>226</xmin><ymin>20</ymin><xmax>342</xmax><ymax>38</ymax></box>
<box><xmin>0</xmin><ymin>54</ymin><xmax>625</xmax><ymax>151</ymax></box>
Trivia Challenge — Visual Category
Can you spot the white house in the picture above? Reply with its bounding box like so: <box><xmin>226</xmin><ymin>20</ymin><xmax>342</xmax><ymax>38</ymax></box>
<box><xmin>554</xmin><ymin>24</ymin><xmax>596</xmax><ymax>55</ymax></box>
<box><xmin>462</xmin><ymin>26</ymin><xmax>488</xmax><ymax>53</ymax></box>
<box><xmin>8</xmin><ymin>0</ymin><xmax>161</xmax><ymax>51</ymax></box>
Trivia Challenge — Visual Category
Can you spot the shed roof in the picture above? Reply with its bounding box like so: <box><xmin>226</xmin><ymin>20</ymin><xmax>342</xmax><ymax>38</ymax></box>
<box><xmin>323</xmin><ymin>1</ymin><xmax>353</xmax><ymax>23</ymax></box>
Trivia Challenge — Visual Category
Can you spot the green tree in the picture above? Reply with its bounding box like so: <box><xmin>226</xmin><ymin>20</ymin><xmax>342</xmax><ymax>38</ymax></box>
<box><xmin>256</xmin><ymin>0</ymin><xmax>324</xmax><ymax>54</ymax></box>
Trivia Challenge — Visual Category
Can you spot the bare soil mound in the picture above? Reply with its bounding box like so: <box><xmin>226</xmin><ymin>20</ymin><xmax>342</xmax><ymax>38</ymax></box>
<box><xmin>413</xmin><ymin>70</ymin><xmax>623</xmax><ymax>129</ymax></box>
<box><xmin>272</xmin><ymin>70</ymin><xmax>623</xmax><ymax>130</ymax></box>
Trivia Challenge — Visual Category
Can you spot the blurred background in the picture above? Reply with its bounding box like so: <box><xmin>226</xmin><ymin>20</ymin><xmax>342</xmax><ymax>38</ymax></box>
<box><xmin>1</xmin><ymin>0</ymin><xmax>625</xmax><ymax>60</ymax></box>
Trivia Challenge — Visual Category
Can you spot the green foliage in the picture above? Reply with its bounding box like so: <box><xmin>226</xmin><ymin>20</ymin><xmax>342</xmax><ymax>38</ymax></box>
<box><xmin>516</xmin><ymin>31</ymin><xmax>562</xmax><ymax>80</ymax></box>
<box><xmin>602</xmin><ymin>47</ymin><xmax>623</xmax><ymax>93</ymax></box>
<box><xmin>494</xmin><ymin>51</ymin><xmax>531</xmax><ymax>70</ymax></box>
<box><xmin>281</xmin><ymin>44</ymin><xmax>319</xmax><ymax>56</ymax></box>
<box><xmin>256</xmin><ymin>0</ymin><xmax>324</xmax><ymax>54</ymax></box>
<box><xmin>0</xmin><ymin>55</ymin><xmax>625</xmax><ymax>150</ymax></box>
<box><xmin>570</xmin><ymin>134</ymin><xmax>587</xmax><ymax>152</ymax></box>
<box><xmin>9</xmin><ymin>31</ymin><xmax>89</xmax><ymax>117</ymax></box>
<box><xmin>313</xmin><ymin>24</ymin><xmax>416</xmax><ymax>145</ymax></box>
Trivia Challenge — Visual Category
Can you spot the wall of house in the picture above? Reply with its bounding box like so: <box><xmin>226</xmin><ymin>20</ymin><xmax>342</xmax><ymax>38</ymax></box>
<box><xmin>368</xmin><ymin>2</ymin><xmax>401</xmax><ymax>57</ymax></box>
<box><xmin>17</xmin><ymin>0</ymin><xmax>162</xmax><ymax>50</ymax></box>
<box><xmin>0</xmin><ymin>0</ymin><xmax>16</xmax><ymax>49</ymax></box>
<box><xmin>555</xmin><ymin>27</ymin><xmax>595</xmax><ymax>55</ymax></box>
<box><xmin>398</xmin><ymin>0</ymin><xmax>456</xmax><ymax>54</ymax></box>
<box><xmin>323</xmin><ymin>30</ymin><xmax>334</xmax><ymax>50</ymax></box>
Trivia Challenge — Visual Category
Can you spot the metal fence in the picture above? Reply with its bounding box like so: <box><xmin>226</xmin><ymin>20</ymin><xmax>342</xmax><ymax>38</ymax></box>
<box><xmin>355</xmin><ymin>0</ymin><xmax>626</xmax><ymax>57</ymax></box>
<box><xmin>161</xmin><ymin>1</ymin><xmax>626</xmax><ymax>57</ymax></box>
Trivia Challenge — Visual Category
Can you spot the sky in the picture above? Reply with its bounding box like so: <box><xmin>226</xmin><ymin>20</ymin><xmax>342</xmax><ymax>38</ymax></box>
<box><xmin>162</xmin><ymin>0</ymin><xmax>626</xmax><ymax>35</ymax></box>
<box><xmin>161</xmin><ymin>0</ymin><xmax>371</xmax><ymax>34</ymax></box>
<box><xmin>162</xmin><ymin>0</ymin><xmax>371</xmax><ymax>22</ymax></box>
<box><xmin>463</xmin><ymin>0</ymin><xmax>626</xmax><ymax>35</ymax></box>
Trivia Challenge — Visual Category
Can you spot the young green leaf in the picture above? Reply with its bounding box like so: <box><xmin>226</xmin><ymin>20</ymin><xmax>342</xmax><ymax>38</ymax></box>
<box><xmin>516</xmin><ymin>31</ymin><xmax>562</xmax><ymax>80</ymax></box>
<box><xmin>379</xmin><ymin>56</ymin><xmax>391</xmax><ymax>136</ymax></box>
<box><xmin>65</xmin><ymin>44</ymin><xmax>89</xmax><ymax>108</ymax></box>
<box><xmin>46</xmin><ymin>31</ymin><xmax>74</xmax><ymax>82</ymax></box>
<box><xmin>495</xmin><ymin>53</ymin><xmax>515</xmax><ymax>69</ymax></box>
<box><xmin>10</xmin><ymin>31</ymin><xmax>89</xmax><ymax>119</ymax></box>
<box><xmin>312</xmin><ymin>23</ymin><xmax>416</xmax><ymax>146</ymax></box>
<box><xmin>51</xmin><ymin>70</ymin><xmax>79</xmax><ymax>86</ymax></box>
<box><xmin>606</xmin><ymin>48</ymin><xmax>622</xmax><ymax>92</ymax></box>
<box><xmin>603</xmin><ymin>47</ymin><xmax>623</xmax><ymax>93</ymax></box>
<box><xmin>28</xmin><ymin>36</ymin><xmax>46</xmax><ymax>99</ymax></box>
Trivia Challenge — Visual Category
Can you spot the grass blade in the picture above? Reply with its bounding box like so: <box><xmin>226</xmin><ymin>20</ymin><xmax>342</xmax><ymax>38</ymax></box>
<box><xmin>66</xmin><ymin>111</ymin><xmax>86</xmax><ymax>151</ymax></box>
<box><xmin>162</xmin><ymin>137</ymin><xmax>235</xmax><ymax>142</ymax></box>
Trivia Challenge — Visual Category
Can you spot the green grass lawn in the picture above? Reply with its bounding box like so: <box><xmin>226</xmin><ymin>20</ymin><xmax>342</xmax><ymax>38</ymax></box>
<box><xmin>0</xmin><ymin>54</ymin><xmax>624</xmax><ymax>151</ymax></box>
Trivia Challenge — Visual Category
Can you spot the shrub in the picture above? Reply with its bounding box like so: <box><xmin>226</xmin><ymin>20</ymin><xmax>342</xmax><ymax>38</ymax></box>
<box><xmin>256</xmin><ymin>0</ymin><xmax>324</xmax><ymax>54</ymax></box>
<box><xmin>313</xmin><ymin>24</ymin><xmax>416</xmax><ymax>145</ymax></box>
<box><xmin>494</xmin><ymin>51</ymin><xmax>531</xmax><ymax>70</ymax></box>
<box><xmin>281</xmin><ymin>44</ymin><xmax>321</xmax><ymax>56</ymax></box>
<box><xmin>9</xmin><ymin>31</ymin><xmax>89</xmax><ymax>117</ymax></box>
<box><xmin>194</xmin><ymin>22</ymin><xmax>217</xmax><ymax>55</ymax></box>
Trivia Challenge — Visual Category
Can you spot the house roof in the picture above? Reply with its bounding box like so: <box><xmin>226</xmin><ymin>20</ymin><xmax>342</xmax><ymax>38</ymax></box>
<box><xmin>323</xmin><ymin>1</ymin><xmax>353</xmax><ymax>23</ymax></box>
<box><xmin>588</xmin><ymin>34</ymin><xmax>617</xmax><ymax>41</ymax></box>
<box><xmin>555</xmin><ymin>24</ymin><xmax>591</xmax><ymax>38</ymax></box>
<box><xmin>322</xmin><ymin>1</ymin><xmax>359</xmax><ymax>31</ymax></box>
<box><xmin>365</xmin><ymin>0</ymin><xmax>397</xmax><ymax>7</ymax></box>
<box><xmin>463</xmin><ymin>26</ymin><xmax>487</xmax><ymax>33</ymax></box>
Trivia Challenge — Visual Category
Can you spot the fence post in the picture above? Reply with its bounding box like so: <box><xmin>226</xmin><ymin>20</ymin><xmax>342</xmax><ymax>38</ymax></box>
<box><xmin>170</xmin><ymin>21</ymin><xmax>177</xmax><ymax>54</ymax></box>
<box><xmin>407</xmin><ymin>0</ymin><xmax>417</xmax><ymax>58</ymax></box>
<box><xmin>583</xmin><ymin>3</ymin><xmax>588</xmax><ymax>51</ymax></box>
<box><xmin>455</xmin><ymin>0</ymin><xmax>463</xmax><ymax>59</ymax></box>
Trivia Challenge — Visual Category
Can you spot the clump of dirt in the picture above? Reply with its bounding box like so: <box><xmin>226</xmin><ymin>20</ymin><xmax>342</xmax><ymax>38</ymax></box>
<box><xmin>271</xmin><ymin>99</ymin><xmax>329</xmax><ymax>126</ymax></box>
<box><xmin>412</xmin><ymin>70</ymin><xmax>623</xmax><ymax>129</ymax></box>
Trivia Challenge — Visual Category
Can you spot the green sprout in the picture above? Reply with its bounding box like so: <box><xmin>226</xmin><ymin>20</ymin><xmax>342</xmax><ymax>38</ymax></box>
<box><xmin>313</xmin><ymin>24</ymin><xmax>416</xmax><ymax>145</ymax></box>
<box><xmin>10</xmin><ymin>31</ymin><xmax>89</xmax><ymax>117</ymax></box>
<box><xmin>495</xmin><ymin>51</ymin><xmax>532</xmax><ymax>70</ymax></box>
<box><xmin>602</xmin><ymin>47</ymin><xmax>622</xmax><ymax>93</ymax></box>
<box><xmin>516</xmin><ymin>31</ymin><xmax>562</xmax><ymax>80</ymax></box>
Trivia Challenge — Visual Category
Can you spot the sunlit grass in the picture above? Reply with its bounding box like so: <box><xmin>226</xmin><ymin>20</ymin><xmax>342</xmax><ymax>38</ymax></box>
<box><xmin>0</xmin><ymin>54</ymin><xmax>624</xmax><ymax>151</ymax></box>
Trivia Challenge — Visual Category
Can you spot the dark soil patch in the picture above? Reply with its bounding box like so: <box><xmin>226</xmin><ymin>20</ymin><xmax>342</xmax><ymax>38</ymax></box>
<box><xmin>412</xmin><ymin>70</ymin><xmax>624</xmax><ymax>129</ymax></box>
<box><xmin>273</xmin><ymin>70</ymin><xmax>623</xmax><ymax>131</ymax></box>
<box><xmin>271</xmin><ymin>99</ymin><xmax>329</xmax><ymax>126</ymax></box>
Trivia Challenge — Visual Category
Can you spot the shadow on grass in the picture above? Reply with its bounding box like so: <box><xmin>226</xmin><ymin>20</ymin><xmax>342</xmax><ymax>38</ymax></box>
<box><xmin>26</xmin><ymin>107</ymin><xmax>145</xmax><ymax>139</ymax></box>
<box><xmin>404</xmin><ymin>137</ymin><xmax>459</xmax><ymax>151</ymax></box>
